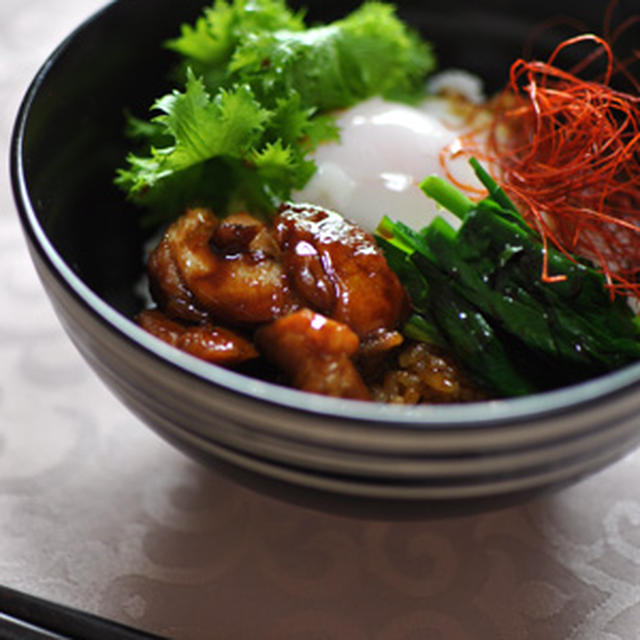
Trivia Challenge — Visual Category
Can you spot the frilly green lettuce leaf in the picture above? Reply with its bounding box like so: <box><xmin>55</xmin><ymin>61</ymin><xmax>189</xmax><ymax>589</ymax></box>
<box><xmin>166</xmin><ymin>0</ymin><xmax>306</xmax><ymax>67</ymax></box>
<box><xmin>116</xmin><ymin>0</ymin><xmax>436</xmax><ymax>221</ymax></box>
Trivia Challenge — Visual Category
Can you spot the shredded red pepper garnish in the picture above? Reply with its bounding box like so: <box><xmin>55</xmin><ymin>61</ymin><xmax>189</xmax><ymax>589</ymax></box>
<box><xmin>444</xmin><ymin>22</ymin><xmax>640</xmax><ymax>298</ymax></box>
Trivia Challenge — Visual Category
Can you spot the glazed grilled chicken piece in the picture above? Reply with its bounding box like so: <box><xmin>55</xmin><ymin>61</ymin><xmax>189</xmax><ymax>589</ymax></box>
<box><xmin>255</xmin><ymin>308</ymin><xmax>371</xmax><ymax>400</ymax></box>
<box><xmin>137</xmin><ymin>309</ymin><xmax>258</xmax><ymax>365</ymax></box>
<box><xmin>273</xmin><ymin>203</ymin><xmax>409</xmax><ymax>348</ymax></box>
<box><xmin>148</xmin><ymin>208</ymin><xmax>298</xmax><ymax>325</ymax></box>
<box><xmin>142</xmin><ymin>204</ymin><xmax>410</xmax><ymax>398</ymax></box>
<box><xmin>147</xmin><ymin>228</ymin><xmax>211</xmax><ymax>324</ymax></box>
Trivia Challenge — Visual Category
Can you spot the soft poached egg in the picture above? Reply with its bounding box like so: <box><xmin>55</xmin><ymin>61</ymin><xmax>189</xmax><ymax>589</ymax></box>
<box><xmin>293</xmin><ymin>73</ymin><xmax>484</xmax><ymax>232</ymax></box>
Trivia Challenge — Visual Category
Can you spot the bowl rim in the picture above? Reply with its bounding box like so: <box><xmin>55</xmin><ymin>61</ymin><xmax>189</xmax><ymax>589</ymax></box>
<box><xmin>10</xmin><ymin>0</ymin><xmax>640</xmax><ymax>431</ymax></box>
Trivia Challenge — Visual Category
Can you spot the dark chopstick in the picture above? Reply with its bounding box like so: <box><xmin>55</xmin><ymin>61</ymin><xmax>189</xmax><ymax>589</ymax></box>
<box><xmin>0</xmin><ymin>585</ymin><xmax>167</xmax><ymax>640</ymax></box>
<box><xmin>0</xmin><ymin>611</ymin><xmax>68</xmax><ymax>639</ymax></box>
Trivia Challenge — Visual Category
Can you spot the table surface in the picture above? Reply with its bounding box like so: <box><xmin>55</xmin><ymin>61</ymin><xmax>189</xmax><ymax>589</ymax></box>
<box><xmin>3</xmin><ymin>2</ymin><xmax>640</xmax><ymax>639</ymax></box>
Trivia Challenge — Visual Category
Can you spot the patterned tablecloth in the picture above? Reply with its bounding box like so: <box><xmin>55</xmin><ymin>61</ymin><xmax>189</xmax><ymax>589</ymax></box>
<box><xmin>3</xmin><ymin>2</ymin><xmax>640</xmax><ymax>639</ymax></box>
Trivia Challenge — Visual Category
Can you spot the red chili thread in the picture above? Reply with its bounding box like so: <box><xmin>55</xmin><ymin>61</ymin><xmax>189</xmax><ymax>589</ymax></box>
<box><xmin>444</xmin><ymin>28</ymin><xmax>640</xmax><ymax>298</ymax></box>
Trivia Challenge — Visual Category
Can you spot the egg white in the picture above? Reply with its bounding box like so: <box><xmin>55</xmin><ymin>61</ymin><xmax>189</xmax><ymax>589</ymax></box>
<box><xmin>293</xmin><ymin>73</ymin><xmax>485</xmax><ymax>232</ymax></box>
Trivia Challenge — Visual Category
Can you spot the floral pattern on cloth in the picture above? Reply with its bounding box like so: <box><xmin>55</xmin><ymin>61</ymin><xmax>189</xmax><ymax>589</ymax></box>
<box><xmin>2</xmin><ymin>2</ymin><xmax>640</xmax><ymax>639</ymax></box>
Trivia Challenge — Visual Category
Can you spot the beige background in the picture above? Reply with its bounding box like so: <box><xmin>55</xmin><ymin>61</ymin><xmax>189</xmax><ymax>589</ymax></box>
<box><xmin>3</xmin><ymin>2</ymin><xmax>640</xmax><ymax>638</ymax></box>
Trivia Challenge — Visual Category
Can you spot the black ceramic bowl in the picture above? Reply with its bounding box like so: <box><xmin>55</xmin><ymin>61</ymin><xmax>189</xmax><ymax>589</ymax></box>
<box><xmin>11</xmin><ymin>0</ymin><xmax>640</xmax><ymax>502</ymax></box>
